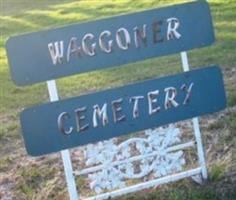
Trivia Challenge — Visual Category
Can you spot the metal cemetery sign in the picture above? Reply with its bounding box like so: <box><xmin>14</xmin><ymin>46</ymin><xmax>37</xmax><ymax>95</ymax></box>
<box><xmin>6</xmin><ymin>1</ymin><xmax>226</xmax><ymax>200</ymax></box>
<box><xmin>6</xmin><ymin>1</ymin><xmax>214</xmax><ymax>86</ymax></box>
<box><xmin>21</xmin><ymin>66</ymin><xmax>226</xmax><ymax>156</ymax></box>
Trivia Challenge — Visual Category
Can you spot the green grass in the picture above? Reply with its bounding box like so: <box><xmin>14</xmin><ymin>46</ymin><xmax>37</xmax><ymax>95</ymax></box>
<box><xmin>0</xmin><ymin>155</ymin><xmax>13</xmax><ymax>171</ymax></box>
<box><xmin>16</xmin><ymin>163</ymin><xmax>61</xmax><ymax>200</ymax></box>
<box><xmin>0</xmin><ymin>0</ymin><xmax>236</xmax><ymax>199</ymax></box>
<box><xmin>210</xmin><ymin>164</ymin><xmax>225</xmax><ymax>182</ymax></box>
<box><xmin>208</xmin><ymin>110</ymin><xmax>236</xmax><ymax>138</ymax></box>
<box><xmin>0</xmin><ymin>0</ymin><xmax>72</xmax><ymax>16</ymax></box>
<box><xmin>117</xmin><ymin>179</ymin><xmax>236</xmax><ymax>200</ymax></box>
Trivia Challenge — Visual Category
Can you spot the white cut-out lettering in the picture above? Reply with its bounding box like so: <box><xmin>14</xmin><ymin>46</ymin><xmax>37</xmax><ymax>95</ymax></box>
<box><xmin>99</xmin><ymin>30</ymin><xmax>113</xmax><ymax>53</ymax></box>
<box><xmin>116</xmin><ymin>28</ymin><xmax>131</xmax><ymax>50</ymax></box>
<box><xmin>167</xmin><ymin>18</ymin><xmax>181</xmax><ymax>40</ymax></box>
<box><xmin>134</xmin><ymin>24</ymin><xmax>147</xmax><ymax>48</ymax></box>
<box><xmin>148</xmin><ymin>90</ymin><xmax>161</xmax><ymax>115</ymax></box>
<box><xmin>130</xmin><ymin>96</ymin><xmax>144</xmax><ymax>118</ymax></box>
<box><xmin>48</xmin><ymin>41</ymin><xmax>64</xmax><ymax>65</ymax></box>
<box><xmin>82</xmin><ymin>33</ymin><xmax>96</xmax><ymax>56</ymax></box>
<box><xmin>164</xmin><ymin>87</ymin><xmax>179</xmax><ymax>109</ymax></box>
<box><xmin>93</xmin><ymin>103</ymin><xmax>109</xmax><ymax>127</ymax></box>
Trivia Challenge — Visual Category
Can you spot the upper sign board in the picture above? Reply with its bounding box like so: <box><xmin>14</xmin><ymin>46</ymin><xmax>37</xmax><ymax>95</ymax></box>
<box><xmin>20</xmin><ymin>66</ymin><xmax>226</xmax><ymax>156</ymax></box>
<box><xmin>6</xmin><ymin>1</ymin><xmax>214</xmax><ymax>86</ymax></box>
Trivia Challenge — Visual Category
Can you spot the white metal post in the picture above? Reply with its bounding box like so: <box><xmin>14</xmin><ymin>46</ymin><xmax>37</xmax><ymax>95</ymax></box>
<box><xmin>47</xmin><ymin>80</ymin><xmax>79</xmax><ymax>200</ymax></box>
<box><xmin>180</xmin><ymin>52</ymin><xmax>208</xmax><ymax>179</ymax></box>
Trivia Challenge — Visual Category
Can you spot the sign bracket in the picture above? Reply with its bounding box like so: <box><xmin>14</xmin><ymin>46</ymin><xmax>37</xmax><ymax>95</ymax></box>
<box><xmin>180</xmin><ymin>51</ymin><xmax>208</xmax><ymax>181</ymax></box>
<box><xmin>47</xmin><ymin>80</ymin><xmax>79</xmax><ymax>200</ymax></box>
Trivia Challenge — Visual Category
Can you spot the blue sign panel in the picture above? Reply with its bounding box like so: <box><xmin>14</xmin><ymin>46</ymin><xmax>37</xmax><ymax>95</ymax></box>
<box><xmin>6</xmin><ymin>1</ymin><xmax>214</xmax><ymax>86</ymax></box>
<box><xmin>20</xmin><ymin>66</ymin><xmax>226</xmax><ymax>156</ymax></box>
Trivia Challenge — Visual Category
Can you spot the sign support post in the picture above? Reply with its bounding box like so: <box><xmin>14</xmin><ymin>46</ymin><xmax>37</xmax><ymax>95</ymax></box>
<box><xmin>180</xmin><ymin>51</ymin><xmax>208</xmax><ymax>180</ymax></box>
<box><xmin>47</xmin><ymin>80</ymin><xmax>79</xmax><ymax>200</ymax></box>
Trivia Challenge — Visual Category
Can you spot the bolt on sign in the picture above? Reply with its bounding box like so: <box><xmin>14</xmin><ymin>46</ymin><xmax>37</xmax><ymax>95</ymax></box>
<box><xmin>6</xmin><ymin>1</ymin><xmax>226</xmax><ymax>200</ymax></box>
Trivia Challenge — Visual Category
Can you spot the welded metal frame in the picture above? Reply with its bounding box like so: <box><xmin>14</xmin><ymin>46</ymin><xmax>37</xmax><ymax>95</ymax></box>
<box><xmin>46</xmin><ymin>51</ymin><xmax>208</xmax><ymax>200</ymax></box>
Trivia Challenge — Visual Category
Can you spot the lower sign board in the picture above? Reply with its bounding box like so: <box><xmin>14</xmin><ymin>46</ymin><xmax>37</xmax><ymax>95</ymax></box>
<box><xmin>21</xmin><ymin>66</ymin><xmax>226</xmax><ymax>156</ymax></box>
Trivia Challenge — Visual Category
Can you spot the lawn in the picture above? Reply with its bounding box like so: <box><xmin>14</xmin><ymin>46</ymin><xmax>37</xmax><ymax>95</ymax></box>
<box><xmin>0</xmin><ymin>0</ymin><xmax>236</xmax><ymax>199</ymax></box>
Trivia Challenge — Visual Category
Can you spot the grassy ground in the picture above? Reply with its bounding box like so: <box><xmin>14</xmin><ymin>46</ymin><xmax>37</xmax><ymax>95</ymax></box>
<box><xmin>0</xmin><ymin>0</ymin><xmax>236</xmax><ymax>199</ymax></box>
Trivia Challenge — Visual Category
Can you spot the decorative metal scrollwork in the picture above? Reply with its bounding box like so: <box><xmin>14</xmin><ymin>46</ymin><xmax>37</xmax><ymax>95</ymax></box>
<box><xmin>83</xmin><ymin>125</ymin><xmax>186</xmax><ymax>194</ymax></box>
